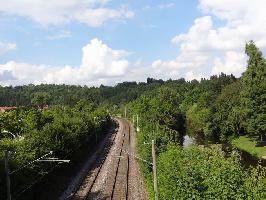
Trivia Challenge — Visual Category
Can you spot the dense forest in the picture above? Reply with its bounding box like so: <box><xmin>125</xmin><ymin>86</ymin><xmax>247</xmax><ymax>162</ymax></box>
<box><xmin>0</xmin><ymin>41</ymin><xmax>265</xmax><ymax>199</ymax></box>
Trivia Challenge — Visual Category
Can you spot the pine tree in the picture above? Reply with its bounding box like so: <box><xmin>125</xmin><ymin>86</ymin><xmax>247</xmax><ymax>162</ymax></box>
<box><xmin>241</xmin><ymin>41</ymin><xmax>266</xmax><ymax>140</ymax></box>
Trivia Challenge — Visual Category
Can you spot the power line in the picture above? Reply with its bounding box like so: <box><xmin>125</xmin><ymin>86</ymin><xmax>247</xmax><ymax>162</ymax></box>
<box><xmin>11</xmin><ymin>136</ymin><xmax>93</xmax><ymax>199</ymax></box>
<box><xmin>10</xmin><ymin>151</ymin><xmax>53</xmax><ymax>175</ymax></box>
<box><xmin>13</xmin><ymin>158</ymin><xmax>64</xmax><ymax>199</ymax></box>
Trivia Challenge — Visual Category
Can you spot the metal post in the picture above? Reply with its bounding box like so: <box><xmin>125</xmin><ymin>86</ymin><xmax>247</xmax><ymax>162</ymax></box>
<box><xmin>124</xmin><ymin>107</ymin><xmax>127</xmax><ymax>118</ymax></box>
<box><xmin>137</xmin><ymin>114</ymin><xmax>140</xmax><ymax>132</ymax></box>
<box><xmin>136</xmin><ymin>114</ymin><xmax>139</xmax><ymax>132</ymax></box>
<box><xmin>152</xmin><ymin>140</ymin><xmax>158</xmax><ymax>200</ymax></box>
<box><xmin>4</xmin><ymin>151</ymin><xmax>11</xmax><ymax>200</ymax></box>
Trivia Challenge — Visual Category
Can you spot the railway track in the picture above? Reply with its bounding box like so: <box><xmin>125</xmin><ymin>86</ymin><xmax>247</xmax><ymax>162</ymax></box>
<box><xmin>110</xmin><ymin>121</ymin><xmax>130</xmax><ymax>200</ymax></box>
<box><xmin>70</xmin><ymin>118</ymin><xmax>132</xmax><ymax>200</ymax></box>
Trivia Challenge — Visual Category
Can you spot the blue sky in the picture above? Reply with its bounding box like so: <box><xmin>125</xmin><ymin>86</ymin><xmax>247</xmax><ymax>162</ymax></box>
<box><xmin>0</xmin><ymin>0</ymin><xmax>199</xmax><ymax>65</ymax></box>
<box><xmin>0</xmin><ymin>0</ymin><xmax>265</xmax><ymax>86</ymax></box>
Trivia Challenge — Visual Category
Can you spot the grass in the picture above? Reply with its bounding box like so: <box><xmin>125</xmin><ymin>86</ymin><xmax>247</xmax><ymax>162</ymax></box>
<box><xmin>232</xmin><ymin>136</ymin><xmax>266</xmax><ymax>158</ymax></box>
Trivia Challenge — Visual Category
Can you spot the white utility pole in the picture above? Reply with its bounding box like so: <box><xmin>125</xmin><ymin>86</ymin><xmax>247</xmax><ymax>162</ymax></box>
<box><xmin>152</xmin><ymin>140</ymin><xmax>158</xmax><ymax>200</ymax></box>
<box><xmin>124</xmin><ymin>107</ymin><xmax>127</xmax><ymax>118</ymax></box>
<box><xmin>136</xmin><ymin>114</ymin><xmax>140</xmax><ymax>132</ymax></box>
<box><xmin>4</xmin><ymin>151</ymin><xmax>11</xmax><ymax>200</ymax></box>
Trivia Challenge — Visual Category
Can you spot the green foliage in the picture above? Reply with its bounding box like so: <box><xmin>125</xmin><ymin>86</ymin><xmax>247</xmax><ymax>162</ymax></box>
<box><xmin>149</xmin><ymin>87</ymin><xmax>182</xmax><ymax>129</ymax></box>
<box><xmin>241</xmin><ymin>41</ymin><xmax>266</xmax><ymax>139</ymax></box>
<box><xmin>0</xmin><ymin>103</ymin><xmax>109</xmax><ymax>198</ymax></box>
<box><xmin>31</xmin><ymin>92</ymin><xmax>51</xmax><ymax>108</ymax></box>
<box><xmin>186</xmin><ymin>103</ymin><xmax>211</xmax><ymax>138</ymax></box>
<box><xmin>128</xmin><ymin>86</ymin><xmax>186</xmax><ymax>151</ymax></box>
<box><xmin>0</xmin><ymin>110</ymin><xmax>23</xmax><ymax>137</ymax></box>
<box><xmin>180</xmin><ymin>73</ymin><xmax>237</xmax><ymax>142</ymax></box>
<box><xmin>156</xmin><ymin>145</ymin><xmax>266</xmax><ymax>200</ymax></box>
<box><xmin>243</xmin><ymin>165</ymin><xmax>266</xmax><ymax>199</ymax></box>
<box><xmin>0</xmin><ymin>79</ymin><xmax>167</xmax><ymax>107</ymax></box>
<box><xmin>215</xmin><ymin>81</ymin><xmax>244</xmax><ymax>141</ymax></box>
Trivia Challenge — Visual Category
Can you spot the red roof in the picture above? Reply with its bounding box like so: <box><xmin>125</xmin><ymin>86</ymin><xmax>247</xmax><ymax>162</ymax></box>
<box><xmin>0</xmin><ymin>107</ymin><xmax>16</xmax><ymax>112</ymax></box>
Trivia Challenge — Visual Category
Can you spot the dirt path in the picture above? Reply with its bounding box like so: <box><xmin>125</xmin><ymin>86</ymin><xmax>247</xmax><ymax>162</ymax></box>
<box><xmin>60</xmin><ymin>118</ymin><xmax>148</xmax><ymax>200</ymax></box>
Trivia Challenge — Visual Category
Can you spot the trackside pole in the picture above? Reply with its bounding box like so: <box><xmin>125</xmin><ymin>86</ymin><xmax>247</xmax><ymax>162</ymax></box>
<box><xmin>152</xmin><ymin>140</ymin><xmax>158</xmax><ymax>200</ymax></box>
<box><xmin>136</xmin><ymin>114</ymin><xmax>140</xmax><ymax>132</ymax></box>
<box><xmin>4</xmin><ymin>151</ymin><xmax>11</xmax><ymax>200</ymax></box>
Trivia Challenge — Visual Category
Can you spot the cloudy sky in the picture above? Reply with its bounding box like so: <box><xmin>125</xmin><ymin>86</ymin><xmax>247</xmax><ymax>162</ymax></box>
<box><xmin>0</xmin><ymin>0</ymin><xmax>266</xmax><ymax>86</ymax></box>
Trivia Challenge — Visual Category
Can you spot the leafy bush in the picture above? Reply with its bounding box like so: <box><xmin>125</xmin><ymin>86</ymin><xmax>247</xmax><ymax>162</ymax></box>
<box><xmin>155</xmin><ymin>145</ymin><xmax>266</xmax><ymax>200</ymax></box>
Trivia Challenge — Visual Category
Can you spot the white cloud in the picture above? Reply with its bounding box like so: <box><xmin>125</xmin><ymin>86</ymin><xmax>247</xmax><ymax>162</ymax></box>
<box><xmin>212</xmin><ymin>51</ymin><xmax>246</xmax><ymax>76</ymax></box>
<box><xmin>157</xmin><ymin>3</ymin><xmax>175</xmax><ymax>9</ymax></box>
<box><xmin>74</xmin><ymin>8</ymin><xmax>134</xmax><ymax>27</ymax></box>
<box><xmin>151</xmin><ymin>16</ymin><xmax>212</xmax><ymax>77</ymax></box>
<box><xmin>143</xmin><ymin>3</ymin><xmax>175</xmax><ymax>11</ymax></box>
<box><xmin>154</xmin><ymin>0</ymin><xmax>266</xmax><ymax>79</ymax></box>
<box><xmin>171</xmin><ymin>16</ymin><xmax>214</xmax><ymax>51</ymax></box>
<box><xmin>46</xmin><ymin>30</ymin><xmax>72</xmax><ymax>40</ymax></box>
<box><xmin>0</xmin><ymin>42</ymin><xmax>16</xmax><ymax>55</ymax></box>
<box><xmin>0</xmin><ymin>38</ymin><xmax>129</xmax><ymax>86</ymax></box>
<box><xmin>79</xmin><ymin>38</ymin><xmax>129</xmax><ymax>79</ymax></box>
<box><xmin>0</xmin><ymin>0</ymin><xmax>134</xmax><ymax>27</ymax></box>
<box><xmin>152</xmin><ymin>51</ymin><xmax>209</xmax><ymax>70</ymax></box>
<box><xmin>0</xmin><ymin>61</ymin><xmax>52</xmax><ymax>85</ymax></box>
<box><xmin>185</xmin><ymin>71</ymin><xmax>204</xmax><ymax>81</ymax></box>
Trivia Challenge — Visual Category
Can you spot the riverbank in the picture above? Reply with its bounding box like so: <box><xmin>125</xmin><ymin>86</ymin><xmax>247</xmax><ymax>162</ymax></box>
<box><xmin>232</xmin><ymin>136</ymin><xmax>266</xmax><ymax>159</ymax></box>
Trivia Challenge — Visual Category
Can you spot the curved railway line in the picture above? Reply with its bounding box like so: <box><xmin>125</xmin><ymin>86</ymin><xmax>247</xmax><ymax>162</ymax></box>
<box><xmin>62</xmin><ymin>118</ymin><xmax>146</xmax><ymax>200</ymax></box>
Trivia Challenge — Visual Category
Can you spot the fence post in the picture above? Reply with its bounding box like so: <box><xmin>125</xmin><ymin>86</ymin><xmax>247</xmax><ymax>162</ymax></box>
<box><xmin>152</xmin><ymin>140</ymin><xmax>158</xmax><ymax>200</ymax></box>
<box><xmin>4</xmin><ymin>151</ymin><xmax>11</xmax><ymax>200</ymax></box>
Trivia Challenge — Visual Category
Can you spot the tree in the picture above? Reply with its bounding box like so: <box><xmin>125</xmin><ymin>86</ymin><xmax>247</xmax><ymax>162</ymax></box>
<box><xmin>241</xmin><ymin>41</ymin><xmax>266</xmax><ymax>140</ymax></box>
<box><xmin>31</xmin><ymin>92</ymin><xmax>51</xmax><ymax>109</ymax></box>
<box><xmin>150</xmin><ymin>87</ymin><xmax>181</xmax><ymax>127</ymax></box>
<box><xmin>215</xmin><ymin>81</ymin><xmax>244</xmax><ymax>141</ymax></box>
